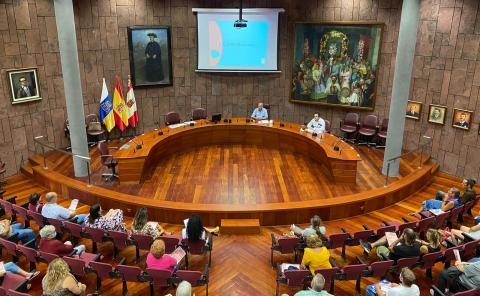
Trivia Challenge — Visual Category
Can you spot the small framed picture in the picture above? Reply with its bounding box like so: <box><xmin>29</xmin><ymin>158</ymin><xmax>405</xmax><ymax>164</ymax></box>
<box><xmin>406</xmin><ymin>100</ymin><xmax>422</xmax><ymax>120</ymax></box>
<box><xmin>452</xmin><ymin>108</ymin><xmax>473</xmax><ymax>130</ymax></box>
<box><xmin>7</xmin><ymin>68</ymin><xmax>41</xmax><ymax>104</ymax></box>
<box><xmin>428</xmin><ymin>104</ymin><xmax>447</xmax><ymax>125</ymax></box>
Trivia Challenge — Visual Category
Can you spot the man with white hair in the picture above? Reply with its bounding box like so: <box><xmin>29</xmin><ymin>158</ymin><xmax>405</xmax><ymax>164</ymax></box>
<box><xmin>295</xmin><ymin>273</ymin><xmax>333</xmax><ymax>295</ymax></box>
<box><xmin>165</xmin><ymin>280</ymin><xmax>192</xmax><ymax>296</ymax></box>
<box><xmin>39</xmin><ymin>225</ymin><xmax>86</xmax><ymax>256</ymax></box>
<box><xmin>41</xmin><ymin>192</ymin><xmax>87</xmax><ymax>225</ymax></box>
<box><xmin>251</xmin><ymin>102</ymin><xmax>268</xmax><ymax>122</ymax></box>
<box><xmin>304</xmin><ymin>113</ymin><xmax>326</xmax><ymax>134</ymax></box>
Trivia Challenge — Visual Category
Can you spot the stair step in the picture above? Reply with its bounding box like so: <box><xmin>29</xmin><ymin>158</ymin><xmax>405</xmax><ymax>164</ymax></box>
<box><xmin>20</xmin><ymin>164</ymin><xmax>34</xmax><ymax>178</ymax></box>
<box><xmin>28</xmin><ymin>155</ymin><xmax>57</xmax><ymax>170</ymax></box>
<box><xmin>221</xmin><ymin>219</ymin><xmax>260</xmax><ymax>234</ymax></box>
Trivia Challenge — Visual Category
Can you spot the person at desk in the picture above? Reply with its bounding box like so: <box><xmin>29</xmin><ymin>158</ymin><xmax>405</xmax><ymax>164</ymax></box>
<box><xmin>303</xmin><ymin>113</ymin><xmax>326</xmax><ymax>134</ymax></box>
<box><xmin>251</xmin><ymin>102</ymin><xmax>268</xmax><ymax>122</ymax></box>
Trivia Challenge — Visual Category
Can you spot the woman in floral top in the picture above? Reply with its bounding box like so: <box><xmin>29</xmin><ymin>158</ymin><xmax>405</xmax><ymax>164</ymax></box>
<box><xmin>85</xmin><ymin>204</ymin><xmax>126</xmax><ymax>232</ymax></box>
<box><xmin>131</xmin><ymin>207</ymin><xmax>170</xmax><ymax>239</ymax></box>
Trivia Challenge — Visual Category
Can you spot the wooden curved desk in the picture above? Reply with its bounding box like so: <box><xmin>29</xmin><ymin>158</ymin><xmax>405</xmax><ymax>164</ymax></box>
<box><xmin>114</xmin><ymin>119</ymin><xmax>361</xmax><ymax>184</ymax></box>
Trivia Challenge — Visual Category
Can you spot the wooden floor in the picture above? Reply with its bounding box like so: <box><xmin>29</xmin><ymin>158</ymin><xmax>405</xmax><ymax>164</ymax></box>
<box><xmin>31</xmin><ymin>142</ymin><xmax>424</xmax><ymax>205</ymax></box>
<box><xmin>3</xmin><ymin>171</ymin><xmax>479</xmax><ymax>296</ymax></box>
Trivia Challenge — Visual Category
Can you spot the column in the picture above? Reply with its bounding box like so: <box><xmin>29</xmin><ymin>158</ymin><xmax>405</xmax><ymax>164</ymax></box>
<box><xmin>54</xmin><ymin>0</ymin><xmax>89</xmax><ymax>177</ymax></box>
<box><xmin>382</xmin><ymin>0</ymin><xmax>420</xmax><ymax>176</ymax></box>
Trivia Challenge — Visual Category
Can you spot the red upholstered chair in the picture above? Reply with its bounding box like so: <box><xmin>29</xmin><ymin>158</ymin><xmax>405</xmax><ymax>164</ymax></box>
<box><xmin>0</xmin><ymin>199</ymin><xmax>15</xmax><ymax>221</ymax></box>
<box><xmin>84</xmin><ymin>226</ymin><xmax>110</xmax><ymax>253</ymax></box>
<box><xmin>16</xmin><ymin>244</ymin><xmax>39</xmax><ymax>272</ymax></box>
<box><xmin>271</xmin><ymin>234</ymin><xmax>300</xmax><ymax>267</ymax></box>
<box><xmin>38</xmin><ymin>251</ymin><xmax>60</xmax><ymax>264</ymax></box>
<box><xmin>447</xmin><ymin>205</ymin><xmax>464</xmax><ymax>227</ymax></box>
<box><xmin>324</xmin><ymin>119</ymin><xmax>331</xmax><ymax>133</ymax></box>
<box><xmin>145</xmin><ymin>268</ymin><xmax>174</xmax><ymax>292</ymax></box>
<box><xmin>421</xmin><ymin>251</ymin><xmax>442</xmax><ymax>278</ymax></box>
<box><xmin>357</xmin><ymin>114</ymin><xmax>378</xmax><ymax>146</ymax></box>
<box><xmin>176</xmin><ymin>265</ymin><xmax>210</xmax><ymax>296</ymax></box>
<box><xmin>8</xmin><ymin>290</ymin><xmax>32</xmax><ymax>296</ymax></box>
<box><xmin>182</xmin><ymin>233</ymin><xmax>213</xmax><ymax>268</ymax></box>
<box><xmin>46</xmin><ymin>217</ymin><xmax>64</xmax><ymax>234</ymax></box>
<box><xmin>431</xmin><ymin>286</ymin><xmax>480</xmax><ymax>296</ymax></box>
<box><xmin>462</xmin><ymin>240</ymin><xmax>480</xmax><ymax>259</ymax></box>
<box><xmin>0</xmin><ymin>273</ymin><xmax>28</xmax><ymax>296</ymax></box>
<box><xmin>164</xmin><ymin>112</ymin><xmax>181</xmax><ymax>126</ymax></box>
<box><xmin>340</xmin><ymin>112</ymin><xmax>359</xmax><ymax>143</ymax></box>
<box><xmin>192</xmin><ymin>108</ymin><xmax>207</xmax><ymax>120</ymax></box>
<box><xmin>27</xmin><ymin>210</ymin><xmax>45</xmax><ymax>228</ymax></box>
<box><xmin>433</xmin><ymin>211</ymin><xmax>449</xmax><ymax>229</ymax></box>
<box><xmin>443</xmin><ymin>246</ymin><xmax>462</xmax><ymax>268</ymax></box>
<box><xmin>98</xmin><ymin>140</ymin><xmax>118</xmax><ymax>182</ymax></box>
<box><xmin>367</xmin><ymin>260</ymin><xmax>394</xmax><ymax>279</ymax></box>
<box><xmin>89</xmin><ymin>260</ymin><xmax>122</xmax><ymax>293</ymax></box>
<box><xmin>314</xmin><ymin>267</ymin><xmax>339</xmax><ymax>295</ymax></box>
<box><xmin>158</xmin><ymin>235</ymin><xmax>181</xmax><ymax>254</ymax></box>
<box><xmin>339</xmin><ymin>264</ymin><xmax>368</xmax><ymax>294</ymax></box>
<box><xmin>107</xmin><ymin>230</ymin><xmax>134</xmax><ymax>259</ymax></box>
<box><xmin>11</xmin><ymin>205</ymin><xmax>29</xmax><ymax>228</ymax></box>
<box><xmin>275</xmin><ymin>268</ymin><xmax>310</xmax><ymax>296</ymax></box>
<box><xmin>117</xmin><ymin>263</ymin><xmax>148</xmax><ymax>296</ymax></box>
<box><xmin>0</xmin><ymin>160</ymin><xmax>6</xmax><ymax>190</ymax></box>
<box><xmin>415</xmin><ymin>216</ymin><xmax>435</xmax><ymax>238</ymax></box>
<box><xmin>85</xmin><ymin>114</ymin><xmax>105</xmax><ymax>145</ymax></box>
<box><xmin>395</xmin><ymin>256</ymin><xmax>419</xmax><ymax>272</ymax></box>
<box><xmin>131</xmin><ymin>233</ymin><xmax>154</xmax><ymax>262</ymax></box>
<box><xmin>375</xmin><ymin>225</ymin><xmax>396</xmax><ymax>238</ymax></box>
<box><xmin>63</xmin><ymin>221</ymin><xmax>84</xmax><ymax>242</ymax></box>
<box><xmin>0</xmin><ymin>237</ymin><xmax>20</xmax><ymax>261</ymax></box>
<box><xmin>376</xmin><ymin>118</ymin><xmax>388</xmax><ymax>148</ymax></box>
<box><xmin>327</xmin><ymin>232</ymin><xmax>350</xmax><ymax>259</ymax></box>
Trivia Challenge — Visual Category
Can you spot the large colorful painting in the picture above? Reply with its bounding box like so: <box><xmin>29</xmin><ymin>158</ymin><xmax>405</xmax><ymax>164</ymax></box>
<box><xmin>290</xmin><ymin>22</ymin><xmax>383</xmax><ymax>110</ymax></box>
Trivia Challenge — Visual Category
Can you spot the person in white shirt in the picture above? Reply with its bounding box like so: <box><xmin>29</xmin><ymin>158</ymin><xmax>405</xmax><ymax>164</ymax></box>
<box><xmin>251</xmin><ymin>102</ymin><xmax>268</xmax><ymax>121</ymax></box>
<box><xmin>374</xmin><ymin>267</ymin><xmax>419</xmax><ymax>296</ymax></box>
<box><xmin>304</xmin><ymin>113</ymin><xmax>326</xmax><ymax>134</ymax></box>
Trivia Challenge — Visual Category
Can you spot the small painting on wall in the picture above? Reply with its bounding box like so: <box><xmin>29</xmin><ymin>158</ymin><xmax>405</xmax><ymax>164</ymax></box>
<box><xmin>452</xmin><ymin>108</ymin><xmax>473</xmax><ymax>130</ymax></box>
<box><xmin>7</xmin><ymin>68</ymin><xmax>41</xmax><ymax>104</ymax></box>
<box><xmin>405</xmin><ymin>100</ymin><xmax>422</xmax><ymax>120</ymax></box>
<box><xmin>427</xmin><ymin>104</ymin><xmax>447</xmax><ymax>125</ymax></box>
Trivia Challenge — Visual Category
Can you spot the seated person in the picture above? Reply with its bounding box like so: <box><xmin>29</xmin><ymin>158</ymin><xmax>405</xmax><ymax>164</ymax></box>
<box><xmin>146</xmin><ymin>239</ymin><xmax>177</xmax><ymax>271</ymax></box>
<box><xmin>41</xmin><ymin>192</ymin><xmax>87</xmax><ymax>225</ymax></box>
<box><xmin>418</xmin><ymin>228</ymin><xmax>442</xmax><ymax>254</ymax></box>
<box><xmin>0</xmin><ymin>219</ymin><xmax>35</xmax><ymax>243</ymax></box>
<box><xmin>459</xmin><ymin>178</ymin><xmax>477</xmax><ymax>205</ymax></box>
<box><xmin>0</xmin><ymin>261</ymin><xmax>40</xmax><ymax>283</ymax></box>
<box><xmin>295</xmin><ymin>273</ymin><xmax>333</xmax><ymax>296</ymax></box>
<box><xmin>290</xmin><ymin>215</ymin><xmax>326</xmax><ymax>239</ymax></box>
<box><xmin>366</xmin><ymin>267</ymin><xmax>419</xmax><ymax>296</ymax></box>
<box><xmin>301</xmin><ymin>235</ymin><xmax>332</xmax><ymax>275</ymax></box>
<box><xmin>84</xmin><ymin>204</ymin><xmax>126</xmax><ymax>232</ymax></box>
<box><xmin>361</xmin><ymin>228</ymin><xmax>421</xmax><ymax>260</ymax></box>
<box><xmin>42</xmin><ymin>258</ymin><xmax>86</xmax><ymax>296</ymax></box>
<box><xmin>28</xmin><ymin>192</ymin><xmax>43</xmax><ymax>213</ymax></box>
<box><xmin>446</xmin><ymin>212</ymin><xmax>480</xmax><ymax>242</ymax></box>
<box><xmin>165</xmin><ymin>281</ymin><xmax>192</xmax><ymax>296</ymax></box>
<box><xmin>131</xmin><ymin>207</ymin><xmax>171</xmax><ymax>239</ymax></box>
<box><xmin>433</xmin><ymin>260</ymin><xmax>480</xmax><ymax>295</ymax></box>
<box><xmin>182</xmin><ymin>214</ymin><xmax>218</xmax><ymax>242</ymax></box>
<box><xmin>420</xmin><ymin>187</ymin><xmax>460</xmax><ymax>212</ymax></box>
<box><xmin>250</xmin><ymin>102</ymin><xmax>268</xmax><ymax>122</ymax></box>
<box><xmin>39</xmin><ymin>225</ymin><xmax>85</xmax><ymax>256</ymax></box>
<box><xmin>302</xmin><ymin>113</ymin><xmax>326</xmax><ymax>134</ymax></box>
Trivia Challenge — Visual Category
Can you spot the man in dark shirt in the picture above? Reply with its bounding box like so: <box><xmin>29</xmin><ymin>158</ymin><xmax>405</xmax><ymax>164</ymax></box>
<box><xmin>361</xmin><ymin>228</ymin><xmax>421</xmax><ymax>260</ymax></box>
<box><xmin>459</xmin><ymin>178</ymin><xmax>476</xmax><ymax>205</ymax></box>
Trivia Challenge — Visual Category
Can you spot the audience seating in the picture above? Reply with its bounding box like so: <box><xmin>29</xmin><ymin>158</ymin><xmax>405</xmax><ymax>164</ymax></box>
<box><xmin>376</xmin><ymin>118</ymin><xmax>388</xmax><ymax>148</ymax></box>
<box><xmin>164</xmin><ymin>112</ymin><xmax>181</xmax><ymax>126</ymax></box>
<box><xmin>0</xmin><ymin>160</ymin><xmax>6</xmax><ymax>191</ymax></box>
<box><xmin>182</xmin><ymin>233</ymin><xmax>214</xmax><ymax>268</ymax></box>
<box><xmin>431</xmin><ymin>286</ymin><xmax>480</xmax><ymax>296</ymax></box>
<box><xmin>84</xmin><ymin>225</ymin><xmax>112</xmax><ymax>254</ymax></box>
<box><xmin>314</xmin><ymin>267</ymin><xmax>338</xmax><ymax>294</ymax></box>
<box><xmin>327</xmin><ymin>232</ymin><xmax>350</xmax><ymax>259</ymax></box>
<box><xmin>338</xmin><ymin>263</ymin><xmax>367</xmax><ymax>294</ymax></box>
<box><xmin>108</xmin><ymin>230</ymin><xmax>135</xmax><ymax>260</ymax></box>
<box><xmin>8</xmin><ymin>290</ymin><xmax>32</xmax><ymax>296</ymax></box>
<box><xmin>89</xmin><ymin>260</ymin><xmax>123</xmax><ymax>293</ymax></box>
<box><xmin>175</xmin><ymin>264</ymin><xmax>210</xmax><ymax>296</ymax></box>
<box><xmin>131</xmin><ymin>233</ymin><xmax>154</xmax><ymax>263</ymax></box>
<box><xmin>159</xmin><ymin>235</ymin><xmax>181</xmax><ymax>254</ymax></box>
<box><xmin>11</xmin><ymin>205</ymin><xmax>29</xmax><ymax>228</ymax></box>
<box><xmin>339</xmin><ymin>112</ymin><xmax>359</xmax><ymax>143</ymax></box>
<box><xmin>357</xmin><ymin>114</ymin><xmax>378</xmax><ymax>146</ymax></box>
<box><xmin>0</xmin><ymin>272</ymin><xmax>29</xmax><ymax>296</ymax></box>
<box><xmin>271</xmin><ymin>234</ymin><xmax>301</xmax><ymax>267</ymax></box>
<box><xmin>275</xmin><ymin>266</ymin><xmax>310</xmax><ymax>296</ymax></box>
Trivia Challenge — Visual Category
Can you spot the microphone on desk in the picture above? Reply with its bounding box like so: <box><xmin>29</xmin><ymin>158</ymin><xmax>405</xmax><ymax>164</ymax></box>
<box><xmin>155</xmin><ymin>121</ymin><xmax>163</xmax><ymax>136</ymax></box>
<box><xmin>131</xmin><ymin>138</ymin><xmax>142</xmax><ymax>150</ymax></box>
<box><xmin>333</xmin><ymin>139</ymin><xmax>343</xmax><ymax>153</ymax></box>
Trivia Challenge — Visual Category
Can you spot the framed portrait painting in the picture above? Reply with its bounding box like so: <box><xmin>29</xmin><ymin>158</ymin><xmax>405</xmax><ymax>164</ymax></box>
<box><xmin>127</xmin><ymin>26</ymin><xmax>173</xmax><ymax>87</ymax></box>
<box><xmin>406</xmin><ymin>100</ymin><xmax>422</xmax><ymax>120</ymax></box>
<box><xmin>452</xmin><ymin>108</ymin><xmax>473</xmax><ymax>130</ymax></box>
<box><xmin>290</xmin><ymin>22</ymin><xmax>384</xmax><ymax>110</ymax></box>
<box><xmin>7</xmin><ymin>68</ymin><xmax>41</xmax><ymax>104</ymax></box>
<box><xmin>427</xmin><ymin>104</ymin><xmax>447</xmax><ymax>125</ymax></box>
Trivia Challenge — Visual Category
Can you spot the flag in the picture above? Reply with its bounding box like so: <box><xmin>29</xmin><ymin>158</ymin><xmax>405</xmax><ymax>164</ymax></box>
<box><xmin>113</xmin><ymin>77</ymin><xmax>129</xmax><ymax>132</ymax></box>
<box><xmin>99</xmin><ymin>78</ymin><xmax>115</xmax><ymax>132</ymax></box>
<box><xmin>126</xmin><ymin>75</ymin><xmax>139</xmax><ymax>128</ymax></box>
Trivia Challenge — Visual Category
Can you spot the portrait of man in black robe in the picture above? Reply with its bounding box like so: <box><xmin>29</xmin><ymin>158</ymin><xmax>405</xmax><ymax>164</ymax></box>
<box><xmin>145</xmin><ymin>33</ymin><xmax>164</xmax><ymax>82</ymax></box>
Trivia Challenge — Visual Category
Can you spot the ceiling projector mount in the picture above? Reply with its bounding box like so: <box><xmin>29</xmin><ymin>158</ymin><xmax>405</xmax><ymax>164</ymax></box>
<box><xmin>234</xmin><ymin>0</ymin><xmax>247</xmax><ymax>28</ymax></box>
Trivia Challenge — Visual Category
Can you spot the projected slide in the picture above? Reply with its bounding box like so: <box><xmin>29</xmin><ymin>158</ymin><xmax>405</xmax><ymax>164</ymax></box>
<box><xmin>194</xmin><ymin>8</ymin><xmax>283</xmax><ymax>72</ymax></box>
<box><xmin>208</xmin><ymin>21</ymin><xmax>268</xmax><ymax>68</ymax></box>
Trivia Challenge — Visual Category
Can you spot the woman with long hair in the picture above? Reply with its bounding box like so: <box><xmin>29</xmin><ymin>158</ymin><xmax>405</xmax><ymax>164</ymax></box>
<box><xmin>290</xmin><ymin>215</ymin><xmax>327</xmax><ymax>239</ymax></box>
<box><xmin>131</xmin><ymin>207</ymin><xmax>171</xmax><ymax>239</ymax></box>
<box><xmin>182</xmin><ymin>214</ymin><xmax>218</xmax><ymax>242</ymax></box>
<box><xmin>42</xmin><ymin>258</ymin><xmax>86</xmax><ymax>296</ymax></box>
<box><xmin>85</xmin><ymin>204</ymin><xmax>126</xmax><ymax>232</ymax></box>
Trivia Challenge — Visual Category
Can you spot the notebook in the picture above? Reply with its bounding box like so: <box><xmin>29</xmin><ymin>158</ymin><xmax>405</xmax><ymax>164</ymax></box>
<box><xmin>170</xmin><ymin>246</ymin><xmax>186</xmax><ymax>263</ymax></box>
<box><xmin>385</xmin><ymin>232</ymin><xmax>399</xmax><ymax>246</ymax></box>
<box><xmin>429</xmin><ymin>209</ymin><xmax>445</xmax><ymax>216</ymax></box>
<box><xmin>183</xmin><ymin>219</ymin><xmax>189</xmax><ymax>228</ymax></box>
<box><xmin>280</xmin><ymin>263</ymin><xmax>300</xmax><ymax>273</ymax></box>
<box><xmin>68</xmin><ymin>199</ymin><xmax>79</xmax><ymax>211</ymax></box>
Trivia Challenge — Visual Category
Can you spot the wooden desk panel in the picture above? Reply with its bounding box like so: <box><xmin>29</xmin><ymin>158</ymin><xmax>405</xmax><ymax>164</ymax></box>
<box><xmin>114</xmin><ymin>119</ymin><xmax>361</xmax><ymax>184</ymax></box>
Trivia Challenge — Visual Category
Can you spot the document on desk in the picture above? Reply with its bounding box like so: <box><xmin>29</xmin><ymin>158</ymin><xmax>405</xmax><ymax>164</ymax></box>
<box><xmin>385</xmin><ymin>232</ymin><xmax>398</xmax><ymax>246</ymax></box>
<box><xmin>429</xmin><ymin>209</ymin><xmax>445</xmax><ymax>216</ymax></box>
<box><xmin>258</xmin><ymin>120</ymin><xmax>273</xmax><ymax>124</ymax></box>
<box><xmin>119</xmin><ymin>144</ymin><xmax>130</xmax><ymax>150</ymax></box>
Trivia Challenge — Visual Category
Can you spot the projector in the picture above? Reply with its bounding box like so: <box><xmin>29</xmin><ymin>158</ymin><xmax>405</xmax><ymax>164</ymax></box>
<box><xmin>234</xmin><ymin>20</ymin><xmax>247</xmax><ymax>28</ymax></box>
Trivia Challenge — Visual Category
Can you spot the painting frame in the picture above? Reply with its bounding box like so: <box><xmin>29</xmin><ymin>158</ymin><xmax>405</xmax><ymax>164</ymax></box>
<box><xmin>427</xmin><ymin>104</ymin><xmax>447</xmax><ymax>125</ymax></box>
<box><xmin>406</xmin><ymin>100</ymin><xmax>422</xmax><ymax>120</ymax></box>
<box><xmin>6</xmin><ymin>67</ymin><xmax>41</xmax><ymax>104</ymax></box>
<box><xmin>127</xmin><ymin>26</ymin><xmax>173</xmax><ymax>88</ymax></box>
<box><xmin>452</xmin><ymin>108</ymin><xmax>473</xmax><ymax>131</ymax></box>
<box><xmin>290</xmin><ymin>21</ymin><xmax>384</xmax><ymax>111</ymax></box>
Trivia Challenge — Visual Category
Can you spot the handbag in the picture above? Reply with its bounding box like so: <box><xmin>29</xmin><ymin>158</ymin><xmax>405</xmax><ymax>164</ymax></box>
<box><xmin>88</xmin><ymin>122</ymin><xmax>102</xmax><ymax>132</ymax></box>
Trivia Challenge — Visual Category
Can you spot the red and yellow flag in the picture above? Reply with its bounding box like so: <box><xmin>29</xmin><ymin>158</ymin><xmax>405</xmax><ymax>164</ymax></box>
<box><xmin>113</xmin><ymin>77</ymin><xmax>129</xmax><ymax>132</ymax></box>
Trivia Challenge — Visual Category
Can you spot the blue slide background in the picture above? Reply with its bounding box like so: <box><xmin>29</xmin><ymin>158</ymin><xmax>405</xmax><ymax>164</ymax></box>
<box><xmin>213</xmin><ymin>21</ymin><xmax>269</xmax><ymax>67</ymax></box>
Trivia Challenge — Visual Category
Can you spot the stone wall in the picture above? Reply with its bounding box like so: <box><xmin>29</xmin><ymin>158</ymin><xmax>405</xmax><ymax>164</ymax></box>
<box><xmin>0</xmin><ymin>0</ymin><xmax>478</xmax><ymax>181</ymax></box>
